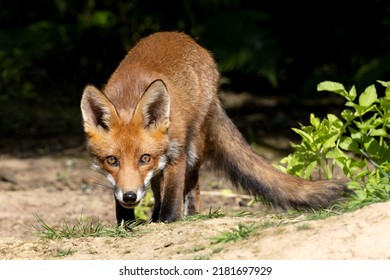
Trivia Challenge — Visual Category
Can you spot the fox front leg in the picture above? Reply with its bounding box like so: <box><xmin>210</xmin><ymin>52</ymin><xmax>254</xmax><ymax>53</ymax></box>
<box><xmin>115</xmin><ymin>198</ymin><xmax>136</xmax><ymax>225</ymax></box>
<box><xmin>156</xmin><ymin>158</ymin><xmax>187</xmax><ymax>223</ymax></box>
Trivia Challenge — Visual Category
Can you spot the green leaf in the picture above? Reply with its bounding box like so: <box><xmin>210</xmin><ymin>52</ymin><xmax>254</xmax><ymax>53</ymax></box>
<box><xmin>377</xmin><ymin>80</ymin><xmax>390</xmax><ymax>88</ymax></box>
<box><xmin>359</xmin><ymin>84</ymin><xmax>377</xmax><ymax>107</ymax></box>
<box><xmin>348</xmin><ymin>85</ymin><xmax>357</xmax><ymax>102</ymax></box>
<box><xmin>326</xmin><ymin>147</ymin><xmax>347</xmax><ymax>159</ymax></box>
<box><xmin>354</xmin><ymin>189</ymin><xmax>368</xmax><ymax>201</ymax></box>
<box><xmin>317</xmin><ymin>81</ymin><xmax>345</xmax><ymax>92</ymax></box>
<box><xmin>345</xmin><ymin>101</ymin><xmax>358</xmax><ymax>108</ymax></box>
<box><xmin>303</xmin><ymin>161</ymin><xmax>317</xmax><ymax>179</ymax></box>
<box><xmin>292</xmin><ymin>128</ymin><xmax>313</xmax><ymax>143</ymax></box>
<box><xmin>341</xmin><ymin>109</ymin><xmax>355</xmax><ymax>123</ymax></box>
<box><xmin>348</xmin><ymin>127</ymin><xmax>361</xmax><ymax>141</ymax></box>
<box><xmin>370</xmin><ymin>128</ymin><xmax>387</xmax><ymax>137</ymax></box>
<box><xmin>380</xmin><ymin>99</ymin><xmax>390</xmax><ymax>110</ymax></box>
<box><xmin>327</xmin><ymin>113</ymin><xmax>338</xmax><ymax>123</ymax></box>
<box><xmin>317</xmin><ymin>81</ymin><xmax>349</xmax><ymax>98</ymax></box>
<box><xmin>339</xmin><ymin>136</ymin><xmax>359</xmax><ymax>152</ymax></box>
<box><xmin>323</xmin><ymin>133</ymin><xmax>339</xmax><ymax>149</ymax></box>
<box><xmin>310</xmin><ymin>113</ymin><xmax>320</xmax><ymax>129</ymax></box>
<box><xmin>364</xmin><ymin>137</ymin><xmax>380</xmax><ymax>156</ymax></box>
<box><xmin>327</xmin><ymin>113</ymin><xmax>343</xmax><ymax>129</ymax></box>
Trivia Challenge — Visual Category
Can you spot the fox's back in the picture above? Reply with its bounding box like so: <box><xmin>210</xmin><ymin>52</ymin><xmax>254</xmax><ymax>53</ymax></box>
<box><xmin>123</xmin><ymin>32</ymin><xmax>217</xmax><ymax>82</ymax></box>
<box><xmin>103</xmin><ymin>32</ymin><xmax>219</xmax><ymax>120</ymax></box>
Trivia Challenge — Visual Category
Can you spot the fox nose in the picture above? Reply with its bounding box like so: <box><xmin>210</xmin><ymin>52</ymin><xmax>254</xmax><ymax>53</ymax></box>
<box><xmin>123</xmin><ymin>191</ymin><xmax>137</xmax><ymax>204</ymax></box>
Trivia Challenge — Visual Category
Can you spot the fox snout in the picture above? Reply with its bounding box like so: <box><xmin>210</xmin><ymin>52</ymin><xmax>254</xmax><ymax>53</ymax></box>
<box><xmin>114</xmin><ymin>186</ymin><xmax>146</xmax><ymax>208</ymax></box>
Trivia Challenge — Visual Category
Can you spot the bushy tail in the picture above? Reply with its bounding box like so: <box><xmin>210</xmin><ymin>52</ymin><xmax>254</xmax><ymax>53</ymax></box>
<box><xmin>206</xmin><ymin>104</ymin><xmax>351</xmax><ymax>209</ymax></box>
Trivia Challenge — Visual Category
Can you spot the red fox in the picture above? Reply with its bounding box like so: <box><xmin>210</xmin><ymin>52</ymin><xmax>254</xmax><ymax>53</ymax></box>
<box><xmin>81</xmin><ymin>32</ymin><xmax>350</xmax><ymax>223</ymax></box>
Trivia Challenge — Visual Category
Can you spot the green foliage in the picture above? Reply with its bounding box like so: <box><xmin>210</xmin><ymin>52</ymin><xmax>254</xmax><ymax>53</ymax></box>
<box><xmin>210</xmin><ymin>223</ymin><xmax>259</xmax><ymax>244</ymax></box>
<box><xmin>183</xmin><ymin>208</ymin><xmax>225</xmax><ymax>222</ymax></box>
<box><xmin>33</xmin><ymin>213</ymin><xmax>136</xmax><ymax>239</ymax></box>
<box><xmin>56</xmin><ymin>248</ymin><xmax>75</xmax><ymax>257</ymax></box>
<box><xmin>280</xmin><ymin>81</ymin><xmax>390</xmax><ymax>210</ymax></box>
<box><xmin>134</xmin><ymin>189</ymin><xmax>154</xmax><ymax>222</ymax></box>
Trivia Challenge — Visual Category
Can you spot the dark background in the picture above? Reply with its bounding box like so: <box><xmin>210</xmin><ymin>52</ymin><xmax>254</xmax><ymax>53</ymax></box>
<box><xmin>1</xmin><ymin>0</ymin><xmax>389</xmax><ymax>155</ymax></box>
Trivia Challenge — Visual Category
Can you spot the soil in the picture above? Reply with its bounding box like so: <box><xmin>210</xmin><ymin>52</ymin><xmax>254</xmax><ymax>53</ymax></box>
<box><xmin>0</xmin><ymin>149</ymin><xmax>389</xmax><ymax>260</ymax></box>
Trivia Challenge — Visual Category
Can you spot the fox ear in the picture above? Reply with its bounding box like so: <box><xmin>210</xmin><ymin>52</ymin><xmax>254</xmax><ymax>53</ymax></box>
<box><xmin>135</xmin><ymin>80</ymin><xmax>170</xmax><ymax>133</ymax></box>
<box><xmin>80</xmin><ymin>85</ymin><xmax>119</xmax><ymax>133</ymax></box>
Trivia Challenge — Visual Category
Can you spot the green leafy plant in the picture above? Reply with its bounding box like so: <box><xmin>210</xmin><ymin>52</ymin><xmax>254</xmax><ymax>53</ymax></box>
<box><xmin>56</xmin><ymin>248</ymin><xmax>75</xmax><ymax>257</ymax></box>
<box><xmin>33</xmin><ymin>214</ymin><xmax>137</xmax><ymax>239</ymax></box>
<box><xmin>210</xmin><ymin>223</ymin><xmax>259</xmax><ymax>244</ymax></box>
<box><xmin>134</xmin><ymin>189</ymin><xmax>154</xmax><ymax>221</ymax></box>
<box><xmin>182</xmin><ymin>208</ymin><xmax>225</xmax><ymax>222</ymax></box>
<box><xmin>279</xmin><ymin>80</ymin><xmax>390</xmax><ymax>210</ymax></box>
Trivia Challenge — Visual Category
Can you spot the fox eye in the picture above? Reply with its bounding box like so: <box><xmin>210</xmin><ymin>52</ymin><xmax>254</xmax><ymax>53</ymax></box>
<box><xmin>106</xmin><ymin>156</ymin><xmax>119</xmax><ymax>166</ymax></box>
<box><xmin>139</xmin><ymin>154</ymin><xmax>151</xmax><ymax>165</ymax></box>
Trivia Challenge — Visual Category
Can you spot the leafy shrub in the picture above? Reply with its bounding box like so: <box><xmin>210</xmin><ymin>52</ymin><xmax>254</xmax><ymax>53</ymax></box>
<box><xmin>279</xmin><ymin>81</ymin><xmax>390</xmax><ymax>210</ymax></box>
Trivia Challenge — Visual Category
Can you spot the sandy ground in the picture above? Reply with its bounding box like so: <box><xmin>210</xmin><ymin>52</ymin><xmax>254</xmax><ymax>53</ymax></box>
<box><xmin>0</xmin><ymin>152</ymin><xmax>389</xmax><ymax>260</ymax></box>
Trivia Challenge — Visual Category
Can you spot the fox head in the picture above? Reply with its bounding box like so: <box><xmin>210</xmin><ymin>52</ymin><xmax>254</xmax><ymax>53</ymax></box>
<box><xmin>80</xmin><ymin>79</ymin><xmax>177</xmax><ymax>209</ymax></box>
